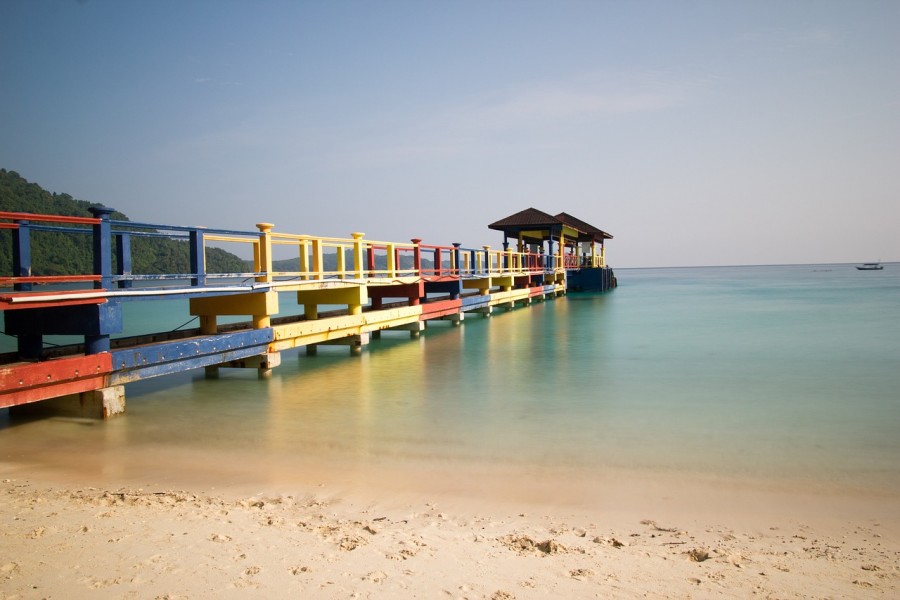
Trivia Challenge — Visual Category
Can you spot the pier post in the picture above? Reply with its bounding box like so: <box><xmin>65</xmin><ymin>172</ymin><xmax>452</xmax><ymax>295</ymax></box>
<box><xmin>351</xmin><ymin>232</ymin><xmax>366</xmax><ymax>279</ymax></box>
<box><xmin>411</xmin><ymin>238</ymin><xmax>422</xmax><ymax>275</ymax></box>
<box><xmin>190</xmin><ymin>227</ymin><xmax>206</xmax><ymax>287</ymax></box>
<box><xmin>11</xmin><ymin>216</ymin><xmax>41</xmax><ymax>358</ymax></box>
<box><xmin>115</xmin><ymin>232</ymin><xmax>133</xmax><ymax>289</ymax></box>
<box><xmin>89</xmin><ymin>206</ymin><xmax>114</xmax><ymax>290</ymax></box>
<box><xmin>255</xmin><ymin>222</ymin><xmax>274</xmax><ymax>283</ymax></box>
<box><xmin>254</xmin><ymin>223</ymin><xmax>275</xmax><ymax>328</ymax></box>
<box><xmin>450</xmin><ymin>242</ymin><xmax>462</xmax><ymax>284</ymax></box>
<box><xmin>257</xmin><ymin>352</ymin><xmax>281</xmax><ymax>378</ymax></box>
<box><xmin>33</xmin><ymin>386</ymin><xmax>126</xmax><ymax>419</ymax></box>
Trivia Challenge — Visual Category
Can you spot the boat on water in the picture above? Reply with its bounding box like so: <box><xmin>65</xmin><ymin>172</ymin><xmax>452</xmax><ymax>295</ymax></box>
<box><xmin>856</xmin><ymin>262</ymin><xmax>884</xmax><ymax>271</ymax></box>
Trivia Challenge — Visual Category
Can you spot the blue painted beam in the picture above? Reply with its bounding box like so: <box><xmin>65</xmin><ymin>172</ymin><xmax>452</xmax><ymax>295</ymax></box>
<box><xmin>461</xmin><ymin>294</ymin><xmax>491</xmax><ymax>311</ymax></box>
<box><xmin>109</xmin><ymin>344</ymin><xmax>270</xmax><ymax>384</ymax></box>
<box><xmin>110</xmin><ymin>328</ymin><xmax>274</xmax><ymax>370</ymax></box>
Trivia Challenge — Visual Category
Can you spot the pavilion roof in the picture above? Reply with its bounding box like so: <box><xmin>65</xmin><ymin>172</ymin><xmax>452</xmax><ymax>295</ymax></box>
<box><xmin>488</xmin><ymin>207</ymin><xmax>613</xmax><ymax>243</ymax></box>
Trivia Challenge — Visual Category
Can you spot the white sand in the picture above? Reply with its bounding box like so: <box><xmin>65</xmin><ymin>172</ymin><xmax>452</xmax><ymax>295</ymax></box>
<box><xmin>2</xmin><ymin>473</ymin><xmax>898</xmax><ymax>599</ymax></box>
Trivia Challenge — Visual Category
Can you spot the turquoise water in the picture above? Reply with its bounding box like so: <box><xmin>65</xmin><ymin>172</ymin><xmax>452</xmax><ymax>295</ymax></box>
<box><xmin>2</xmin><ymin>264</ymin><xmax>899</xmax><ymax>497</ymax></box>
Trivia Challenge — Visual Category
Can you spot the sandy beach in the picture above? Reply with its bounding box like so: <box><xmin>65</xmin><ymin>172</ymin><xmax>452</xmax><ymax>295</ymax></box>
<box><xmin>2</xmin><ymin>471</ymin><xmax>898</xmax><ymax>599</ymax></box>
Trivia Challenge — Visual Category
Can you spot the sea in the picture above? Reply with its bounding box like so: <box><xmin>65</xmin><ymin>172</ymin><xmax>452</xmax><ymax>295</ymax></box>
<box><xmin>2</xmin><ymin>264</ymin><xmax>899</xmax><ymax>504</ymax></box>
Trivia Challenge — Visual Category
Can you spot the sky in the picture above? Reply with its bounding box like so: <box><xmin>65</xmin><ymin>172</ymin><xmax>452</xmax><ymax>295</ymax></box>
<box><xmin>1</xmin><ymin>0</ymin><xmax>898</xmax><ymax>268</ymax></box>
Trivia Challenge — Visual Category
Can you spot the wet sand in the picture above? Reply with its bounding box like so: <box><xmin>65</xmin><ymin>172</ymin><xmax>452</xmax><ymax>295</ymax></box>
<box><xmin>2</xmin><ymin>468</ymin><xmax>898</xmax><ymax>599</ymax></box>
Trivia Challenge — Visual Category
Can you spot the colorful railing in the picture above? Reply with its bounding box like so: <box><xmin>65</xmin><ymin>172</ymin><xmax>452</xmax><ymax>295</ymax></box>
<box><xmin>1</xmin><ymin>210</ymin><xmax>568</xmax><ymax>298</ymax></box>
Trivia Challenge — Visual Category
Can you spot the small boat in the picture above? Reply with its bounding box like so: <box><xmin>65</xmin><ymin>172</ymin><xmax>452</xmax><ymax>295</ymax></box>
<box><xmin>856</xmin><ymin>262</ymin><xmax>883</xmax><ymax>271</ymax></box>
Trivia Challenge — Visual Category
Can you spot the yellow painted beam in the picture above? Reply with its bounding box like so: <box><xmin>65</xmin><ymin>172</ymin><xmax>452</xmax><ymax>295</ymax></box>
<box><xmin>489</xmin><ymin>289</ymin><xmax>530</xmax><ymax>306</ymax></box>
<box><xmin>296</xmin><ymin>285</ymin><xmax>368</xmax><ymax>309</ymax></box>
<box><xmin>270</xmin><ymin>305</ymin><xmax>424</xmax><ymax>351</ymax></box>
<box><xmin>190</xmin><ymin>291</ymin><xmax>278</xmax><ymax>317</ymax></box>
<box><xmin>493</xmin><ymin>275</ymin><xmax>514</xmax><ymax>290</ymax></box>
<box><xmin>463</xmin><ymin>277</ymin><xmax>491</xmax><ymax>295</ymax></box>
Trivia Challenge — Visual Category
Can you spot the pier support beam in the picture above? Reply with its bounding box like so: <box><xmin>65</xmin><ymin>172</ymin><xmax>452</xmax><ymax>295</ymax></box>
<box><xmin>213</xmin><ymin>352</ymin><xmax>282</xmax><ymax>378</ymax></box>
<box><xmin>442</xmin><ymin>313</ymin><xmax>464</xmax><ymax>326</ymax></box>
<box><xmin>390</xmin><ymin>321</ymin><xmax>425</xmax><ymax>338</ymax></box>
<box><xmin>318</xmin><ymin>333</ymin><xmax>370</xmax><ymax>356</ymax></box>
<box><xmin>16</xmin><ymin>385</ymin><xmax>127</xmax><ymax>420</ymax></box>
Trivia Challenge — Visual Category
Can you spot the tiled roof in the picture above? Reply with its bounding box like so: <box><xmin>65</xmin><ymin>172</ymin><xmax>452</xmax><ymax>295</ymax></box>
<box><xmin>488</xmin><ymin>208</ymin><xmax>613</xmax><ymax>241</ymax></box>
<box><xmin>488</xmin><ymin>207</ymin><xmax>561</xmax><ymax>229</ymax></box>
<box><xmin>555</xmin><ymin>212</ymin><xmax>613</xmax><ymax>240</ymax></box>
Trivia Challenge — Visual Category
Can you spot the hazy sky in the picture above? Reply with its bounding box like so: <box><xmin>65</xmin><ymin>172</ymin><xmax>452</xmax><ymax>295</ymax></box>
<box><xmin>2</xmin><ymin>1</ymin><xmax>898</xmax><ymax>267</ymax></box>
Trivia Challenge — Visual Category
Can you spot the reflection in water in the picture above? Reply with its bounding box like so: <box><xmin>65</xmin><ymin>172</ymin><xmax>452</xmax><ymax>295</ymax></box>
<box><xmin>3</xmin><ymin>267</ymin><xmax>900</xmax><ymax>502</ymax></box>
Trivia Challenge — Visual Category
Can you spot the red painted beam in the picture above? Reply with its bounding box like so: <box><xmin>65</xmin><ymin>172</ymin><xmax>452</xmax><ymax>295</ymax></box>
<box><xmin>0</xmin><ymin>275</ymin><xmax>101</xmax><ymax>286</ymax></box>
<box><xmin>420</xmin><ymin>298</ymin><xmax>462</xmax><ymax>320</ymax></box>
<box><xmin>0</xmin><ymin>354</ymin><xmax>113</xmax><ymax>408</ymax></box>
<box><xmin>0</xmin><ymin>211</ymin><xmax>100</xmax><ymax>225</ymax></box>
<box><xmin>0</xmin><ymin>290</ymin><xmax>107</xmax><ymax>311</ymax></box>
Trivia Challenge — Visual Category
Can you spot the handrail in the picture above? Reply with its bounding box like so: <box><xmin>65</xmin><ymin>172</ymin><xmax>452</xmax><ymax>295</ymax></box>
<box><xmin>2</xmin><ymin>211</ymin><xmax>595</xmax><ymax>299</ymax></box>
<box><xmin>0</xmin><ymin>211</ymin><xmax>100</xmax><ymax>226</ymax></box>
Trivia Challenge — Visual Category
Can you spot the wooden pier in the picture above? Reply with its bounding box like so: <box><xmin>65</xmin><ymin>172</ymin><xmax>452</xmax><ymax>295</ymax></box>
<box><xmin>1</xmin><ymin>207</ymin><xmax>614</xmax><ymax>418</ymax></box>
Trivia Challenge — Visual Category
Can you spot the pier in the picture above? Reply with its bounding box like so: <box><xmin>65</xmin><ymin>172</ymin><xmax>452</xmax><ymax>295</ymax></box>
<box><xmin>1</xmin><ymin>207</ymin><xmax>614</xmax><ymax>418</ymax></box>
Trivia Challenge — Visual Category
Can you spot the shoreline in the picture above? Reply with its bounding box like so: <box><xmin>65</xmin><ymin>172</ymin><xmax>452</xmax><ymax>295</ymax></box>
<box><xmin>2</xmin><ymin>467</ymin><xmax>898</xmax><ymax>598</ymax></box>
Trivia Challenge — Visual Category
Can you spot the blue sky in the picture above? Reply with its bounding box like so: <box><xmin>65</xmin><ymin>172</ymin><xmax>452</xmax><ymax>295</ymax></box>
<box><xmin>2</xmin><ymin>1</ymin><xmax>898</xmax><ymax>267</ymax></box>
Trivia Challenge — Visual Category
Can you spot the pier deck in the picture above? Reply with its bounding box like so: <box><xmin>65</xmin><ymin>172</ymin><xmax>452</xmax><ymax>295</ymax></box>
<box><xmin>1</xmin><ymin>209</ymin><xmax>614</xmax><ymax>416</ymax></box>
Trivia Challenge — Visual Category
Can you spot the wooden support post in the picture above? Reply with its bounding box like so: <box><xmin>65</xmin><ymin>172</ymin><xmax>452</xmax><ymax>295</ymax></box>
<box><xmin>189</xmin><ymin>228</ymin><xmax>206</xmax><ymax>287</ymax></box>
<box><xmin>25</xmin><ymin>386</ymin><xmax>126</xmax><ymax>419</ymax></box>
<box><xmin>411</xmin><ymin>238</ymin><xmax>422</xmax><ymax>276</ymax></box>
<box><xmin>200</xmin><ymin>315</ymin><xmax>217</xmax><ymax>335</ymax></box>
<box><xmin>386</xmin><ymin>243</ymin><xmax>396</xmax><ymax>278</ymax></box>
<box><xmin>115</xmin><ymin>232</ymin><xmax>133</xmax><ymax>289</ymax></box>
<box><xmin>89</xmin><ymin>206</ymin><xmax>114</xmax><ymax>290</ymax></box>
<box><xmin>299</xmin><ymin>239</ymin><xmax>311</xmax><ymax>280</ymax></box>
<box><xmin>255</xmin><ymin>222</ymin><xmax>274</xmax><ymax>283</ymax></box>
<box><xmin>258</xmin><ymin>352</ymin><xmax>281</xmax><ymax>378</ymax></box>
<box><xmin>351</xmin><ymin>232</ymin><xmax>365</xmax><ymax>279</ymax></box>
<box><xmin>11</xmin><ymin>218</ymin><xmax>41</xmax><ymax>357</ymax></box>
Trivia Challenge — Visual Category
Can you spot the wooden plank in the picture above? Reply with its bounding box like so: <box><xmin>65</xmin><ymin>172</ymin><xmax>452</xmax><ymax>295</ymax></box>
<box><xmin>0</xmin><ymin>375</ymin><xmax>108</xmax><ymax>408</ymax></box>
<box><xmin>0</xmin><ymin>211</ymin><xmax>100</xmax><ymax>225</ymax></box>
<box><xmin>0</xmin><ymin>354</ymin><xmax>113</xmax><ymax>408</ymax></box>
<box><xmin>109</xmin><ymin>345</ymin><xmax>270</xmax><ymax>384</ymax></box>
<box><xmin>110</xmin><ymin>329</ymin><xmax>274</xmax><ymax>370</ymax></box>
<box><xmin>420</xmin><ymin>299</ymin><xmax>462</xmax><ymax>320</ymax></box>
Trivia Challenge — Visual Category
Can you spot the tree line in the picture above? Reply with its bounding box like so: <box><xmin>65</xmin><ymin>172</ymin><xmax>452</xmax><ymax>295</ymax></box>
<box><xmin>0</xmin><ymin>168</ymin><xmax>246</xmax><ymax>277</ymax></box>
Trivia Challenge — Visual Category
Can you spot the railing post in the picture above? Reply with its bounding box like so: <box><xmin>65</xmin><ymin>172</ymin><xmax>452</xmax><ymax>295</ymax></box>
<box><xmin>351</xmin><ymin>232</ymin><xmax>365</xmax><ymax>279</ymax></box>
<box><xmin>470</xmin><ymin>249</ymin><xmax>477</xmax><ymax>275</ymax></box>
<box><xmin>115</xmin><ymin>232</ymin><xmax>133</xmax><ymax>289</ymax></box>
<box><xmin>12</xmin><ymin>219</ymin><xmax>41</xmax><ymax>357</ymax></box>
<box><xmin>189</xmin><ymin>227</ymin><xmax>206</xmax><ymax>287</ymax></box>
<box><xmin>410</xmin><ymin>239</ymin><xmax>422</xmax><ymax>276</ymax></box>
<box><xmin>431</xmin><ymin>247</ymin><xmax>440</xmax><ymax>275</ymax></box>
<box><xmin>386</xmin><ymin>243</ymin><xmax>396</xmax><ymax>278</ymax></box>
<box><xmin>12</xmin><ymin>218</ymin><xmax>32</xmax><ymax>292</ymax></box>
<box><xmin>452</xmin><ymin>243</ymin><xmax>461</xmax><ymax>276</ymax></box>
<box><xmin>299</xmin><ymin>239</ymin><xmax>310</xmax><ymax>280</ymax></box>
<box><xmin>311</xmin><ymin>238</ymin><xmax>323</xmax><ymax>280</ymax></box>
<box><xmin>367</xmin><ymin>245</ymin><xmax>376</xmax><ymax>276</ymax></box>
<box><xmin>255</xmin><ymin>222</ymin><xmax>274</xmax><ymax>283</ymax></box>
<box><xmin>88</xmin><ymin>206</ymin><xmax>114</xmax><ymax>289</ymax></box>
<box><xmin>483</xmin><ymin>245</ymin><xmax>491</xmax><ymax>274</ymax></box>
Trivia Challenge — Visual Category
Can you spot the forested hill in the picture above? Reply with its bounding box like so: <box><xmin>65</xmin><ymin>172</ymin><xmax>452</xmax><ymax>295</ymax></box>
<box><xmin>0</xmin><ymin>168</ymin><xmax>245</xmax><ymax>276</ymax></box>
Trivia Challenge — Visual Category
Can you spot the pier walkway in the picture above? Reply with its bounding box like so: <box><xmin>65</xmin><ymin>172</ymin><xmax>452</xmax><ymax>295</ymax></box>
<box><xmin>1</xmin><ymin>208</ymin><xmax>614</xmax><ymax>417</ymax></box>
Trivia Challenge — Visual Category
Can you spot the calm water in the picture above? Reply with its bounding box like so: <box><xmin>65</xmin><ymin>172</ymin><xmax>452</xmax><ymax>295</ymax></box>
<box><xmin>2</xmin><ymin>264</ymin><xmax>899</xmax><ymax>498</ymax></box>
